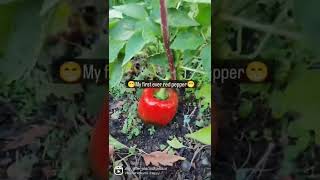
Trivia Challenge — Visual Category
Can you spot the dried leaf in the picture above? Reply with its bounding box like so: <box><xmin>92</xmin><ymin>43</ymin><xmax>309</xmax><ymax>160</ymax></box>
<box><xmin>2</xmin><ymin>125</ymin><xmax>51</xmax><ymax>151</ymax></box>
<box><xmin>142</xmin><ymin>151</ymin><xmax>185</xmax><ymax>167</ymax></box>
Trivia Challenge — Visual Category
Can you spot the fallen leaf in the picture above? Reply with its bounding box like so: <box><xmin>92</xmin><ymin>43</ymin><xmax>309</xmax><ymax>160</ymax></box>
<box><xmin>2</xmin><ymin>124</ymin><xmax>52</xmax><ymax>151</ymax></box>
<box><xmin>142</xmin><ymin>151</ymin><xmax>185</xmax><ymax>167</ymax></box>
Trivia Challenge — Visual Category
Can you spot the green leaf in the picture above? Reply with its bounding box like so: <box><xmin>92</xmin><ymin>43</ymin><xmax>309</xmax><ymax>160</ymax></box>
<box><xmin>0</xmin><ymin>0</ymin><xmax>19</xmax><ymax>5</ymax></box>
<box><xmin>167</xmin><ymin>137</ymin><xmax>185</xmax><ymax>149</ymax></box>
<box><xmin>80</xmin><ymin>34</ymin><xmax>108</xmax><ymax>59</ymax></box>
<box><xmin>168</xmin><ymin>9</ymin><xmax>199</xmax><ymax>27</ymax></box>
<box><xmin>0</xmin><ymin>3</ymin><xmax>18</xmax><ymax>57</ymax></box>
<box><xmin>122</xmin><ymin>31</ymin><xmax>147</xmax><ymax>66</ymax></box>
<box><xmin>183</xmin><ymin>0</ymin><xmax>211</xmax><ymax>3</ymax></box>
<box><xmin>185</xmin><ymin>124</ymin><xmax>211</xmax><ymax>145</ymax></box>
<box><xmin>110</xmin><ymin>18</ymin><xmax>136</xmax><ymax>41</ymax></box>
<box><xmin>0</xmin><ymin>0</ymin><xmax>44</xmax><ymax>84</ymax></box>
<box><xmin>45</xmin><ymin>1</ymin><xmax>71</xmax><ymax>36</ymax></box>
<box><xmin>195</xmin><ymin>83</ymin><xmax>211</xmax><ymax>108</ymax></box>
<box><xmin>238</xmin><ymin>99</ymin><xmax>253</xmax><ymax>119</ymax></box>
<box><xmin>109</xmin><ymin>60</ymin><xmax>123</xmax><ymax>88</ymax></box>
<box><xmin>40</xmin><ymin>0</ymin><xmax>60</xmax><ymax>16</ymax></box>
<box><xmin>269</xmin><ymin>67</ymin><xmax>320</xmax><ymax>148</ymax></box>
<box><xmin>109</xmin><ymin>9</ymin><xmax>123</xmax><ymax>19</ymax></box>
<box><xmin>84</xmin><ymin>85</ymin><xmax>105</xmax><ymax>116</ymax></box>
<box><xmin>136</xmin><ymin>19</ymin><xmax>161</xmax><ymax>42</ymax></box>
<box><xmin>293</xmin><ymin>0</ymin><xmax>320</xmax><ymax>51</ymax></box>
<box><xmin>109</xmin><ymin>135</ymin><xmax>126</xmax><ymax>150</ymax></box>
<box><xmin>196</xmin><ymin>4</ymin><xmax>211</xmax><ymax>26</ymax></box>
<box><xmin>37</xmin><ymin>83</ymin><xmax>83</xmax><ymax>101</ymax></box>
<box><xmin>200</xmin><ymin>44</ymin><xmax>211</xmax><ymax>78</ymax></box>
<box><xmin>113</xmin><ymin>4</ymin><xmax>147</xmax><ymax>20</ymax></box>
<box><xmin>153</xmin><ymin>9</ymin><xmax>199</xmax><ymax>27</ymax></box>
<box><xmin>183</xmin><ymin>50</ymin><xmax>195</xmax><ymax>65</ymax></box>
<box><xmin>149</xmin><ymin>53</ymin><xmax>168</xmax><ymax>67</ymax></box>
<box><xmin>109</xmin><ymin>38</ymin><xmax>125</xmax><ymax>63</ymax></box>
<box><xmin>171</xmin><ymin>32</ymin><xmax>204</xmax><ymax>50</ymax></box>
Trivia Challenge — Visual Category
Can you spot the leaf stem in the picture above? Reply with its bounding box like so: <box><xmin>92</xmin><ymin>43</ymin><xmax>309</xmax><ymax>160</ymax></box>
<box><xmin>181</xmin><ymin>66</ymin><xmax>206</xmax><ymax>74</ymax></box>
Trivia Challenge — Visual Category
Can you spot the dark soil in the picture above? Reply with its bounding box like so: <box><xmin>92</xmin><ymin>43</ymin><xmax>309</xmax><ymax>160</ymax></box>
<box><xmin>212</xmin><ymin>82</ymin><xmax>283</xmax><ymax>179</ymax></box>
<box><xmin>109</xmin><ymin>89</ymin><xmax>211</xmax><ymax>180</ymax></box>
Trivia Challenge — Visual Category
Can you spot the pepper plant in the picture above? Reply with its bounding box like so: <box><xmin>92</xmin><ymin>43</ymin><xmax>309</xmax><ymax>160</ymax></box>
<box><xmin>109</xmin><ymin>0</ymin><xmax>211</xmax><ymax>137</ymax></box>
<box><xmin>109</xmin><ymin>0</ymin><xmax>211</xmax><ymax>87</ymax></box>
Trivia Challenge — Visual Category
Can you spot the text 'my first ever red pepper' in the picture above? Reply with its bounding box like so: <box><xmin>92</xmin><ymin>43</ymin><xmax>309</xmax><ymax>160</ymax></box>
<box><xmin>138</xmin><ymin>88</ymin><xmax>178</xmax><ymax>126</ymax></box>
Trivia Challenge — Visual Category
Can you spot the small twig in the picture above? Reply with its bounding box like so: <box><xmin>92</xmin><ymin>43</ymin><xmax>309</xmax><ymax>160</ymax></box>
<box><xmin>189</xmin><ymin>106</ymin><xmax>197</xmax><ymax>118</ymax></box>
<box><xmin>189</xmin><ymin>62</ymin><xmax>202</xmax><ymax>80</ymax></box>
<box><xmin>60</xmin><ymin>37</ymin><xmax>91</xmax><ymax>51</ymax></box>
<box><xmin>116</xmin><ymin>153</ymin><xmax>139</xmax><ymax>179</ymax></box>
<box><xmin>246</xmin><ymin>143</ymin><xmax>275</xmax><ymax>180</ymax></box>
<box><xmin>307</xmin><ymin>174</ymin><xmax>320</xmax><ymax>179</ymax></box>
<box><xmin>240</xmin><ymin>135</ymin><xmax>252</xmax><ymax>169</ymax></box>
<box><xmin>220</xmin><ymin>13</ymin><xmax>302</xmax><ymax>41</ymax></box>
<box><xmin>190</xmin><ymin>145</ymin><xmax>210</xmax><ymax>168</ymax></box>
<box><xmin>239</xmin><ymin>3</ymin><xmax>290</xmax><ymax>59</ymax></box>
<box><xmin>235</xmin><ymin>26</ymin><xmax>243</xmax><ymax>55</ymax></box>
<box><xmin>76</xmin><ymin>114</ymin><xmax>91</xmax><ymax>128</ymax></box>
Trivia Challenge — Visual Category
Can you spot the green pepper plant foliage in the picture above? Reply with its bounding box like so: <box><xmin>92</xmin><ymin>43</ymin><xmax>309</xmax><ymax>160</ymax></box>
<box><xmin>109</xmin><ymin>0</ymin><xmax>211</xmax><ymax>138</ymax></box>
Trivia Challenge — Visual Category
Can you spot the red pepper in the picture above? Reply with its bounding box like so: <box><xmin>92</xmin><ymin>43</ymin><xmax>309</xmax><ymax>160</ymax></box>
<box><xmin>89</xmin><ymin>99</ymin><xmax>108</xmax><ymax>180</ymax></box>
<box><xmin>138</xmin><ymin>88</ymin><xmax>179</xmax><ymax>126</ymax></box>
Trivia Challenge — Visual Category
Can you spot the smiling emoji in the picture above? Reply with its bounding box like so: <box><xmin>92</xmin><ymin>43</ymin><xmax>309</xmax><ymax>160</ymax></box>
<box><xmin>127</xmin><ymin>81</ymin><xmax>135</xmax><ymax>88</ymax></box>
<box><xmin>187</xmin><ymin>80</ymin><xmax>195</xmax><ymax>88</ymax></box>
<box><xmin>59</xmin><ymin>61</ymin><xmax>82</xmax><ymax>83</ymax></box>
<box><xmin>246</xmin><ymin>61</ymin><xmax>268</xmax><ymax>82</ymax></box>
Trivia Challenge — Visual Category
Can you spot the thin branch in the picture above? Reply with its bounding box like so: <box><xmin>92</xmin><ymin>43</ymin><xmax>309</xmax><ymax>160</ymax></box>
<box><xmin>220</xmin><ymin>13</ymin><xmax>303</xmax><ymax>41</ymax></box>
<box><xmin>246</xmin><ymin>143</ymin><xmax>275</xmax><ymax>180</ymax></box>
<box><xmin>238</xmin><ymin>3</ymin><xmax>290</xmax><ymax>59</ymax></box>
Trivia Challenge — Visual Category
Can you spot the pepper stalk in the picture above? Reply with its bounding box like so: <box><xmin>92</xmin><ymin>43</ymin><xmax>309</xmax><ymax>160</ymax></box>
<box><xmin>160</xmin><ymin>0</ymin><xmax>176</xmax><ymax>80</ymax></box>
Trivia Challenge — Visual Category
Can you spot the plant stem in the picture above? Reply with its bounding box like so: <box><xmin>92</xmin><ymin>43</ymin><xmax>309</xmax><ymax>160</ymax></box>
<box><xmin>160</xmin><ymin>0</ymin><xmax>176</xmax><ymax>80</ymax></box>
<box><xmin>154</xmin><ymin>88</ymin><xmax>168</xmax><ymax>100</ymax></box>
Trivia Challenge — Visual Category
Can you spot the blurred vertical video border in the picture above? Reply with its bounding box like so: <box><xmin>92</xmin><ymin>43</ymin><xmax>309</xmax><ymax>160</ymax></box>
<box><xmin>0</xmin><ymin>0</ymin><xmax>107</xmax><ymax>179</ymax></box>
<box><xmin>213</xmin><ymin>0</ymin><xmax>320</xmax><ymax>179</ymax></box>
<box><xmin>109</xmin><ymin>0</ymin><xmax>212</xmax><ymax>179</ymax></box>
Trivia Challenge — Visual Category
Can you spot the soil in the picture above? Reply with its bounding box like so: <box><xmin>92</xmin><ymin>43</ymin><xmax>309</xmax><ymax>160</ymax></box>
<box><xmin>109</xmin><ymin>89</ymin><xmax>211</xmax><ymax>180</ymax></box>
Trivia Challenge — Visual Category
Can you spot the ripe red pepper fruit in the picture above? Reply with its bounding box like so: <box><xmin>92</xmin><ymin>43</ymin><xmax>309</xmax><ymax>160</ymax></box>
<box><xmin>89</xmin><ymin>99</ymin><xmax>108</xmax><ymax>180</ymax></box>
<box><xmin>138</xmin><ymin>88</ymin><xmax>178</xmax><ymax>126</ymax></box>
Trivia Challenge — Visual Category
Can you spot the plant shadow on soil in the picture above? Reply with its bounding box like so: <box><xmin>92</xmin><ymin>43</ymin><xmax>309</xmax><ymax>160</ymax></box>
<box><xmin>109</xmin><ymin>89</ymin><xmax>211</xmax><ymax>179</ymax></box>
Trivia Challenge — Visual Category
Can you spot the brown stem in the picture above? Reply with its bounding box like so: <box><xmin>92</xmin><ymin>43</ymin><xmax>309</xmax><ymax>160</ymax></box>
<box><xmin>160</xmin><ymin>0</ymin><xmax>176</xmax><ymax>80</ymax></box>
